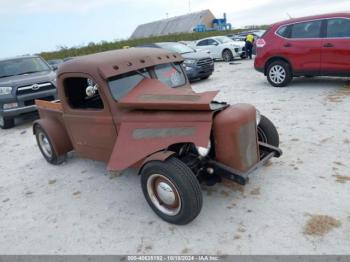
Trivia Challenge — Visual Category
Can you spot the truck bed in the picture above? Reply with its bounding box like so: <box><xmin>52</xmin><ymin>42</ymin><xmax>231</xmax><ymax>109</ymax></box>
<box><xmin>35</xmin><ymin>99</ymin><xmax>64</xmax><ymax>121</ymax></box>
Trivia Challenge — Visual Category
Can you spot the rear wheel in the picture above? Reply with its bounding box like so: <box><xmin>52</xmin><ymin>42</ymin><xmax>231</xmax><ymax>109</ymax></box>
<box><xmin>0</xmin><ymin>116</ymin><xmax>14</xmax><ymax>129</ymax></box>
<box><xmin>35</xmin><ymin>126</ymin><xmax>66</xmax><ymax>165</ymax></box>
<box><xmin>222</xmin><ymin>49</ymin><xmax>233</xmax><ymax>62</ymax></box>
<box><xmin>141</xmin><ymin>157</ymin><xmax>202</xmax><ymax>225</ymax></box>
<box><xmin>266</xmin><ymin>61</ymin><xmax>292</xmax><ymax>87</ymax></box>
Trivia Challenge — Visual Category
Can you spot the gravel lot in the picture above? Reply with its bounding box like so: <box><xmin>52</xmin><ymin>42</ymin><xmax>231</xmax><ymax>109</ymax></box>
<box><xmin>0</xmin><ymin>59</ymin><xmax>349</xmax><ymax>255</ymax></box>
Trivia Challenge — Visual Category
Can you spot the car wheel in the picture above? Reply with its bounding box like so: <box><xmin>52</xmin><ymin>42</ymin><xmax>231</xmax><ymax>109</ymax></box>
<box><xmin>257</xmin><ymin>115</ymin><xmax>279</xmax><ymax>147</ymax></box>
<box><xmin>0</xmin><ymin>116</ymin><xmax>14</xmax><ymax>129</ymax></box>
<box><xmin>222</xmin><ymin>49</ymin><xmax>233</xmax><ymax>62</ymax></box>
<box><xmin>141</xmin><ymin>157</ymin><xmax>202</xmax><ymax>225</ymax></box>
<box><xmin>35</xmin><ymin>125</ymin><xmax>66</xmax><ymax>165</ymax></box>
<box><xmin>267</xmin><ymin>61</ymin><xmax>292</xmax><ymax>87</ymax></box>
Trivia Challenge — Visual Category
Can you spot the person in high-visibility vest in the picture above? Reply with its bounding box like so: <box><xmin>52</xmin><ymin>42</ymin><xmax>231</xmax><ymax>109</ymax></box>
<box><xmin>245</xmin><ymin>34</ymin><xmax>255</xmax><ymax>59</ymax></box>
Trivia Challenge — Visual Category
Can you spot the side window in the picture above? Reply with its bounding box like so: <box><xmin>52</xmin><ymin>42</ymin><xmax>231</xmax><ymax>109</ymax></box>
<box><xmin>276</xmin><ymin>25</ymin><xmax>290</xmax><ymax>38</ymax></box>
<box><xmin>154</xmin><ymin>63</ymin><xmax>186</xmax><ymax>88</ymax></box>
<box><xmin>207</xmin><ymin>39</ymin><xmax>218</xmax><ymax>45</ymax></box>
<box><xmin>327</xmin><ymin>18</ymin><xmax>350</xmax><ymax>38</ymax></box>
<box><xmin>108</xmin><ymin>69</ymin><xmax>150</xmax><ymax>100</ymax></box>
<box><xmin>64</xmin><ymin>77</ymin><xmax>104</xmax><ymax>109</ymax></box>
<box><xmin>197</xmin><ymin>40</ymin><xmax>208</xmax><ymax>46</ymax></box>
<box><xmin>291</xmin><ymin>20</ymin><xmax>322</xmax><ymax>39</ymax></box>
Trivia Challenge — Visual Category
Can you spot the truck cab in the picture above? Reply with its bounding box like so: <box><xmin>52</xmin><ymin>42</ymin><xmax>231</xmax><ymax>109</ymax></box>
<box><xmin>33</xmin><ymin>48</ymin><xmax>282</xmax><ymax>225</ymax></box>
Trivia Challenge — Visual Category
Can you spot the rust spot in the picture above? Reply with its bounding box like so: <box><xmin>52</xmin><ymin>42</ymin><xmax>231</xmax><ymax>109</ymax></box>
<box><xmin>113</xmin><ymin>65</ymin><xmax>119</xmax><ymax>70</ymax></box>
<box><xmin>140</xmin><ymin>59</ymin><xmax>145</xmax><ymax>63</ymax></box>
<box><xmin>304</xmin><ymin>215</ymin><xmax>341</xmax><ymax>236</ymax></box>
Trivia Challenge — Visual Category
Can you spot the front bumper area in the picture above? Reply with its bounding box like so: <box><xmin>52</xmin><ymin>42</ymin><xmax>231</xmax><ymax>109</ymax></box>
<box><xmin>185</xmin><ymin>64</ymin><xmax>214</xmax><ymax>80</ymax></box>
<box><xmin>206</xmin><ymin>142</ymin><xmax>282</xmax><ymax>185</ymax></box>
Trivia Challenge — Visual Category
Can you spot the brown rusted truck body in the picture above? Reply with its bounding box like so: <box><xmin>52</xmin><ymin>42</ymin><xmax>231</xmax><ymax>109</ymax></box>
<box><xmin>33</xmin><ymin>48</ymin><xmax>282</xmax><ymax>224</ymax></box>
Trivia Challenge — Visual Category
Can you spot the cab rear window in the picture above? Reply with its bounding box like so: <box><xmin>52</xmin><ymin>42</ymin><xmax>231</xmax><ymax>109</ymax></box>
<box><xmin>154</xmin><ymin>63</ymin><xmax>186</xmax><ymax>88</ymax></box>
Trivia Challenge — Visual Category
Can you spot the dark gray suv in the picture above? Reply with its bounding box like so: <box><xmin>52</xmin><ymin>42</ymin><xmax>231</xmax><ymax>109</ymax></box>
<box><xmin>0</xmin><ymin>56</ymin><xmax>57</xmax><ymax>129</ymax></box>
<box><xmin>139</xmin><ymin>42</ymin><xmax>214</xmax><ymax>81</ymax></box>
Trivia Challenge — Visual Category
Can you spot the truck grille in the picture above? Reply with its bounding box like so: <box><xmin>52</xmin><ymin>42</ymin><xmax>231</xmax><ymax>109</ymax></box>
<box><xmin>196</xmin><ymin>58</ymin><xmax>213</xmax><ymax>71</ymax></box>
<box><xmin>239</xmin><ymin>120</ymin><xmax>259</xmax><ymax>170</ymax></box>
<box><xmin>16</xmin><ymin>82</ymin><xmax>56</xmax><ymax>95</ymax></box>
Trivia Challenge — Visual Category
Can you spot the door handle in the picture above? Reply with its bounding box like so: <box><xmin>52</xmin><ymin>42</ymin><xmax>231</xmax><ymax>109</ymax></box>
<box><xmin>323</xmin><ymin>43</ymin><xmax>334</xmax><ymax>48</ymax></box>
<box><xmin>283</xmin><ymin>43</ymin><xmax>292</xmax><ymax>48</ymax></box>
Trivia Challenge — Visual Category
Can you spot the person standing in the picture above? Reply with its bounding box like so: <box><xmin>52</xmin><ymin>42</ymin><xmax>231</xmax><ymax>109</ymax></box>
<box><xmin>245</xmin><ymin>34</ymin><xmax>255</xmax><ymax>59</ymax></box>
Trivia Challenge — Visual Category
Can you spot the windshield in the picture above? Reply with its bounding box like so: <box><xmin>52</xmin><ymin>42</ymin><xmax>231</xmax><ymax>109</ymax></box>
<box><xmin>214</xmin><ymin>36</ymin><xmax>233</xmax><ymax>44</ymax></box>
<box><xmin>0</xmin><ymin>57</ymin><xmax>50</xmax><ymax>78</ymax></box>
<box><xmin>158</xmin><ymin>43</ymin><xmax>195</xmax><ymax>54</ymax></box>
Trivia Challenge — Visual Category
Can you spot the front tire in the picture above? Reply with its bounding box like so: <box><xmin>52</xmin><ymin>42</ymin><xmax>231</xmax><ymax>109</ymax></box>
<box><xmin>222</xmin><ymin>49</ymin><xmax>233</xmax><ymax>62</ymax></box>
<box><xmin>0</xmin><ymin>116</ymin><xmax>14</xmax><ymax>129</ymax></box>
<box><xmin>35</xmin><ymin>126</ymin><xmax>66</xmax><ymax>165</ymax></box>
<box><xmin>141</xmin><ymin>157</ymin><xmax>202</xmax><ymax>225</ymax></box>
<box><xmin>257</xmin><ymin>115</ymin><xmax>279</xmax><ymax>147</ymax></box>
<box><xmin>266</xmin><ymin>61</ymin><xmax>292</xmax><ymax>87</ymax></box>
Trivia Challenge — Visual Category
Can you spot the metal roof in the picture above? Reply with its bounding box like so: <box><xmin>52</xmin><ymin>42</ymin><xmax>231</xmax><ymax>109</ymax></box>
<box><xmin>130</xmin><ymin>10</ymin><xmax>215</xmax><ymax>39</ymax></box>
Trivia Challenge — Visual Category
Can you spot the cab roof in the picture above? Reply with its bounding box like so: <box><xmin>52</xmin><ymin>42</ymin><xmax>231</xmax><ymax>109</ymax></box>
<box><xmin>57</xmin><ymin>47</ymin><xmax>183</xmax><ymax>79</ymax></box>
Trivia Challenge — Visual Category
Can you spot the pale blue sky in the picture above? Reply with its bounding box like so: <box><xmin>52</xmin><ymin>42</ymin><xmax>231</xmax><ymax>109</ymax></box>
<box><xmin>0</xmin><ymin>0</ymin><xmax>348</xmax><ymax>58</ymax></box>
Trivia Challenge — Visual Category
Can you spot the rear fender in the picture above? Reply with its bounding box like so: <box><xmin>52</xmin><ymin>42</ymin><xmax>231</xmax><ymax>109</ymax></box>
<box><xmin>107</xmin><ymin>122</ymin><xmax>212</xmax><ymax>171</ymax></box>
<box><xmin>33</xmin><ymin>119</ymin><xmax>73</xmax><ymax>155</ymax></box>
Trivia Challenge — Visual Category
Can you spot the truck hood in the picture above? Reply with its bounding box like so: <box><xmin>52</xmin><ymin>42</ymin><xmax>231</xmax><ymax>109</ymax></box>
<box><xmin>181</xmin><ymin>51</ymin><xmax>212</xmax><ymax>60</ymax></box>
<box><xmin>0</xmin><ymin>70</ymin><xmax>56</xmax><ymax>87</ymax></box>
<box><xmin>118</xmin><ymin>78</ymin><xmax>221</xmax><ymax>111</ymax></box>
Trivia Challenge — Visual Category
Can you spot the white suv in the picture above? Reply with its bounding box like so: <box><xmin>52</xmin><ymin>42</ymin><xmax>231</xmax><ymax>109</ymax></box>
<box><xmin>194</xmin><ymin>36</ymin><xmax>245</xmax><ymax>62</ymax></box>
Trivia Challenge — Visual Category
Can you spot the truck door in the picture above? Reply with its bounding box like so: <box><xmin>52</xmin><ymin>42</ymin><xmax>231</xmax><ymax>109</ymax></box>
<box><xmin>61</xmin><ymin>75</ymin><xmax>117</xmax><ymax>162</ymax></box>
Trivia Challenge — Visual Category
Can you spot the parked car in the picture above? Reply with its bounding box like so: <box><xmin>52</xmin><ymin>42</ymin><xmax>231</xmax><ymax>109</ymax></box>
<box><xmin>0</xmin><ymin>55</ymin><xmax>57</xmax><ymax>129</ymax></box>
<box><xmin>139</xmin><ymin>42</ymin><xmax>214</xmax><ymax>81</ymax></box>
<box><xmin>254</xmin><ymin>12</ymin><xmax>350</xmax><ymax>87</ymax></box>
<box><xmin>47</xmin><ymin>59</ymin><xmax>63</xmax><ymax>70</ymax></box>
<box><xmin>194</xmin><ymin>36</ymin><xmax>245</xmax><ymax>61</ymax></box>
<box><xmin>33</xmin><ymin>48</ymin><xmax>282</xmax><ymax>225</ymax></box>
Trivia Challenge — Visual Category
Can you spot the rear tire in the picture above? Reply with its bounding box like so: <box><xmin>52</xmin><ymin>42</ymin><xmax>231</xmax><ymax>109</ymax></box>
<box><xmin>0</xmin><ymin>116</ymin><xmax>14</xmax><ymax>129</ymax></box>
<box><xmin>222</xmin><ymin>49</ymin><xmax>233</xmax><ymax>62</ymax></box>
<box><xmin>141</xmin><ymin>157</ymin><xmax>202</xmax><ymax>225</ymax></box>
<box><xmin>35</xmin><ymin>125</ymin><xmax>66</xmax><ymax>165</ymax></box>
<box><xmin>266</xmin><ymin>61</ymin><xmax>292</xmax><ymax>87</ymax></box>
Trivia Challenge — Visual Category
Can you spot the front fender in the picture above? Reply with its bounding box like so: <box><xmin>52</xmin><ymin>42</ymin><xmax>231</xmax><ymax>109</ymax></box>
<box><xmin>107</xmin><ymin>121</ymin><xmax>212</xmax><ymax>171</ymax></box>
<box><xmin>33</xmin><ymin>118</ymin><xmax>73</xmax><ymax>155</ymax></box>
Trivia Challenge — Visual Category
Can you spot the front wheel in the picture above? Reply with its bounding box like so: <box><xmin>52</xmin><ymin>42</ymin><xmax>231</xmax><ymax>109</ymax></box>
<box><xmin>266</xmin><ymin>61</ymin><xmax>292</xmax><ymax>87</ymax></box>
<box><xmin>257</xmin><ymin>115</ymin><xmax>279</xmax><ymax>147</ymax></box>
<box><xmin>222</xmin><ymin>49</ymin><xmax>233</xmax><ymax>62</ymax></box>
<box><xmin>35</xmin><ymin>126</ymin><xmax>66</xmax><ymax>165</ymax></box>
<box><xmin>0</xmin><ymin>116</ymin><xmax>14</xmax><ymax>129</ymax></box>
<box><xmin>141</xmin><ymin>157</ymin><xmax>202</xmax><ymax>225</ymax></box>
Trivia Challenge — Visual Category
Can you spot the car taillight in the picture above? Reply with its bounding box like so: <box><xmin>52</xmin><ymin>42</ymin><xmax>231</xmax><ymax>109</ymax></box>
<box><xmin>256</xmin><ymin>39</ymin><xmax>266</xmax><ymax>48</ymax></box>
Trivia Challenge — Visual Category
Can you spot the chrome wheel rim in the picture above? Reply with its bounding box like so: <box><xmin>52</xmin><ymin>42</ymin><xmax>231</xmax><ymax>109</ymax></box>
<box><xmin>146</xmin><ymin>174</ymin><xmax>181</xmax><ymax>216</ymax></box>
<box><xmin>38</xmin><ymin>132</ymin><xmax>52</xmax><ymax>158</ymax></box>
<box><xmin>269</xmin><ymin>65</ymin><xmax>286</xmax><ymax>84</ymax></box>
<box><xmin>257</xmin><ymin>126</ymin><xmax>268</xmax><ymax>143</ymax></box>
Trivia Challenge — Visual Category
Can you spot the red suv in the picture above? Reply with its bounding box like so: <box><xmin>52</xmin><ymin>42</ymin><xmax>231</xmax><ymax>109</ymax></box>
<box><xmin>254</xmin><ymin>12</ymin><xmax>350</xmax><ymax>87</ymax></box>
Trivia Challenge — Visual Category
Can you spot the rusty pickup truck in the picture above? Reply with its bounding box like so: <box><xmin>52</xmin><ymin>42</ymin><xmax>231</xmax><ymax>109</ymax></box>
<box><xmin>33</xmin><ymin>48</ymin><xmax>282</xmax><ymax>225</ymax></box>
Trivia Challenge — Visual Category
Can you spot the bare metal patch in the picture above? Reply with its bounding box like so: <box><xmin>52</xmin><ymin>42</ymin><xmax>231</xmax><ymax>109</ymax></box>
<box><xmin>138</xmin><ymin>94</ymin><xmax>200</xmax><ymax>102</ymax></box>
<box><xmin>239</xmin><ymin>121</ymin><xmax>259</xmax><ymax>169</ymax></box>
<box><xmin>133</xmin><ymin>127</ymin><xmax>196</xmax><ymax>139</ymax></box>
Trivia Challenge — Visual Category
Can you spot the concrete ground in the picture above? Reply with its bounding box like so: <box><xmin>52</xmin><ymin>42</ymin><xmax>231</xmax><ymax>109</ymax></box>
<box><xmin>0</xmin><ymin>59</ymin><xmax>349</xmax><ymax>255</ymax></box>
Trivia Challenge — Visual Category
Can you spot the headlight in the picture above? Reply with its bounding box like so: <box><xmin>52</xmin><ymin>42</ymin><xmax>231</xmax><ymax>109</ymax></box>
<box><xmin>196</xmin><ymin>141</ymin><xmax>211</xmax><ymax>157</ymax></box>
<box><xmin>183</xmin><ymin>59</ymin><xmax>196</xmax><ymax>66</ymax></box>
<box><xmin>0</xmin><ymin>87</ymin><xmax>12</xmax><ymax>95</ymax></box>
<box><xmin>256</xmin><ymin>109</ymin><xmax>261</xmax><ymax>125</ymax></box>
